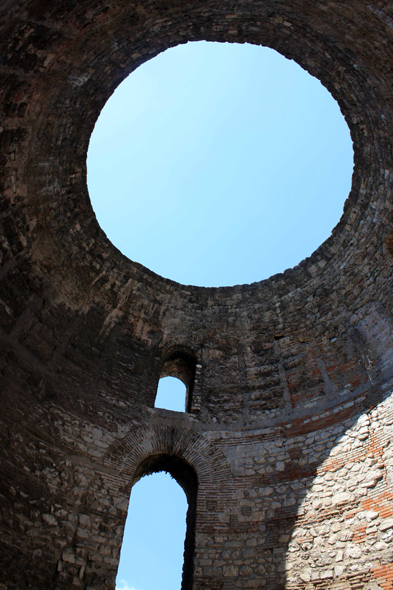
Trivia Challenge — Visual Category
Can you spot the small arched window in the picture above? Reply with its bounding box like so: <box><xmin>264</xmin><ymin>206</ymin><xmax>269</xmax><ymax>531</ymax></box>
<box><xmin>155</xmin><ymin>349</ymin><xmax>197</xmax><ymax>413</ymax></box>
<box><xmin>155</xmin><ymin>376</ymin><xmax>187</xmax><ymax>412</ymax></box>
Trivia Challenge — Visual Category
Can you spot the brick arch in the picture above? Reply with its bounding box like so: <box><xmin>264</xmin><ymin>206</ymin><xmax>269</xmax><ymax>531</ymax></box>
<box><xmin>104</xmin><ymin>420</ymin><xmax>233</xmax><ymax>512</ymax></box>
<box><xmin>1</xmin><ymin>1</ymin><xmax>393</xmax><ymax>589</ymax></box>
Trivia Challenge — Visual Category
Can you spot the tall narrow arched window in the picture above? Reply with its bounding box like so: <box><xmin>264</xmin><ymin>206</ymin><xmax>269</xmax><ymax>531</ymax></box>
<box><xmin>116</xmin><ymin>472</ymin><xmax>187</xmax><ymax>590</ymax></box>
<box><xmin>156</xmin><ymin>349</ymin><xmax>197</xmax><ymax>413</ymax></box>
<box><xmin>117</xmin><ymin>455</ymin><xmax>198</xmax><ymax>590</ymax></box>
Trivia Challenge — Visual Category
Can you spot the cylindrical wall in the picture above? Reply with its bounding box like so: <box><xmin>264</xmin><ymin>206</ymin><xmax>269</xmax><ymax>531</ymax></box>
<box><xmin>1</xmin><ymin>0</ymin><xmax>393</xmax><ymax>589</ymax></box>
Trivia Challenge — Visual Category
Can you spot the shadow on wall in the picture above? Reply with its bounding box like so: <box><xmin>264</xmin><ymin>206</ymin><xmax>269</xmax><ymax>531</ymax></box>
<box><xmin>119</xmin><ymin>320</ymin><xmax>393</xmax><ymax>590</ymax></box>
<box><xmin>282</xmin><ymin>390</ymin><xmax>393</xmax><ymax>589</ymax></box>
<box><xmin>197</xmin><ymin>318</ymin><xmax>393</xmax><ymax>587</ymax></box>
<box><xmin>269</xmin><ymin>389</ymin><xmax>393</xmax><ymax>590</ymax></box>
<box><xmin>115</xmin><ymin>390</ymin><xmax>392</xmax><ymax>590</ymax></box>
<box><xmin>167</xmin><ymin>337</ymin><xmax>393</xmax><ymax>590</ymax></box>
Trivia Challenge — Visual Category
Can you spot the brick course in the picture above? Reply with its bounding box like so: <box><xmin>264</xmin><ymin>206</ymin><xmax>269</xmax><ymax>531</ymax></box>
<box><xmin>1</xmin><ymin>0</ymin><xmax>393</xmax><ymax>588</ymax></box>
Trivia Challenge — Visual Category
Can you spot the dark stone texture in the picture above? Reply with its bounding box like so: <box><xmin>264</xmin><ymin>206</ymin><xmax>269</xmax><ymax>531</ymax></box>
<box><xmin>1</xmin><ymin>0</ymin><xmax>393</xmax><ymax>588</ymax></box>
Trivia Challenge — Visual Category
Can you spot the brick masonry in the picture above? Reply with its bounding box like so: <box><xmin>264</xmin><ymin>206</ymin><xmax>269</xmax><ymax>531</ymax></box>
<box><xmin>1</xmin><ymin>0</ymin><xmax>393</xmax><ymax>589</ymax></box>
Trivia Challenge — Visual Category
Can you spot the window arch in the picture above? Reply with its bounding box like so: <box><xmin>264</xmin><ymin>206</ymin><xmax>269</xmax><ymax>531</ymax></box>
<box><xmin>116</xmin><ymin>471</ymin><xmax>187</xmax><ymax>590</ymax></box>
<box><xmin>157</xmin><ymin>348</ymin><xmax>197</xmax><ymax>413</ymax></box>
<box><xmin>124</xmin><ymin>454</ymin><xmax>198</xmax><ymax>590</ymax></box>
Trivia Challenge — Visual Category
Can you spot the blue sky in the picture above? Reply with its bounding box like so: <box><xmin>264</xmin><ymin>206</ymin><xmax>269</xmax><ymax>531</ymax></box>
<box><xmin>87</xmin><ymin>41</ymin><xmax>353</xmax><ymax>589</ymax></box>
<box><xmin>116</xmin><ymin>378</ymin><xmax>188</xmax><ymax>590</ymax></box>
<box><xmin>87</xmin><ymin>41</ymin><xmax>353</xmax><ymax>288</ymax></box>
<box><xmin>116</xmin><ymin>467</ymin><xmax>187</xmax><ymax>590</ymax></box>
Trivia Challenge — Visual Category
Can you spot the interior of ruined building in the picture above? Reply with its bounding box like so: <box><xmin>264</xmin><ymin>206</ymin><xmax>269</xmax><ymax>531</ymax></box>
<box><xmin>1</xmin><ymin>0</ymin><xmax>393</xmax><ymax>589</ymax></box>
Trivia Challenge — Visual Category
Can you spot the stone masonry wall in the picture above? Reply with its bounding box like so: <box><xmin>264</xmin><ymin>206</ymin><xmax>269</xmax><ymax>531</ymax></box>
<box><xmin>1</xmin><ymin>0</ymin><xmax>393</xmax><ymax>589</ymax></box>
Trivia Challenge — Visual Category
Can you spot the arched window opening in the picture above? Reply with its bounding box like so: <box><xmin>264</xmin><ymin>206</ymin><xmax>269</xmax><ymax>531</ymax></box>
<box><xmin>155</xmin><ymin>376</ymin><xmax>187</xmax><ymax>412</ymax></box>
<box><xmin>116</xmin><ymin>472</ymin><xmax>187</xmax><ymax>590</ymax></box>
<box><xmin>117</xmin><ymin>455</ymin><xmax>198</xmax><ymax>590</ymax></box>
<box><xmin>157</xmin><ymin>349</ymin><xmax>197</xmax><ymax>412</ymax></box>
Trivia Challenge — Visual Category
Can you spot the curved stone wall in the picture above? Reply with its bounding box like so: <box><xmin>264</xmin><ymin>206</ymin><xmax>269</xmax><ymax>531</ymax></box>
<box><xmin>1</xmin><ymin>1</ymin><xmax>393</xmax><ymax>589</ymax></box>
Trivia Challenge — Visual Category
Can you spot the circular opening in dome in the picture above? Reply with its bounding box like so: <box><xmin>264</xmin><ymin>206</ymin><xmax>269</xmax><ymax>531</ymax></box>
<box><xmin>87</xmin><ymin>41</ymin><xmax>353</xmax><ymax>287</ymax></box>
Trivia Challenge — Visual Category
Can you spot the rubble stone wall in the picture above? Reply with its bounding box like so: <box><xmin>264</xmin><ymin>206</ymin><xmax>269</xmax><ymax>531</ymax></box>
<box><xmin>1</xmin><ymin>0</ymin><xmax>393</xmax><ymax>589</ymax></box>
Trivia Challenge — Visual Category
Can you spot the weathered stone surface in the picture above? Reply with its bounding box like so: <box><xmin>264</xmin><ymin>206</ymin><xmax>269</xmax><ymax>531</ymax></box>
<box><xmin>1</xmin><ymin>0</ymin><xmax>393</xmax><ymax>589</ymax></box>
